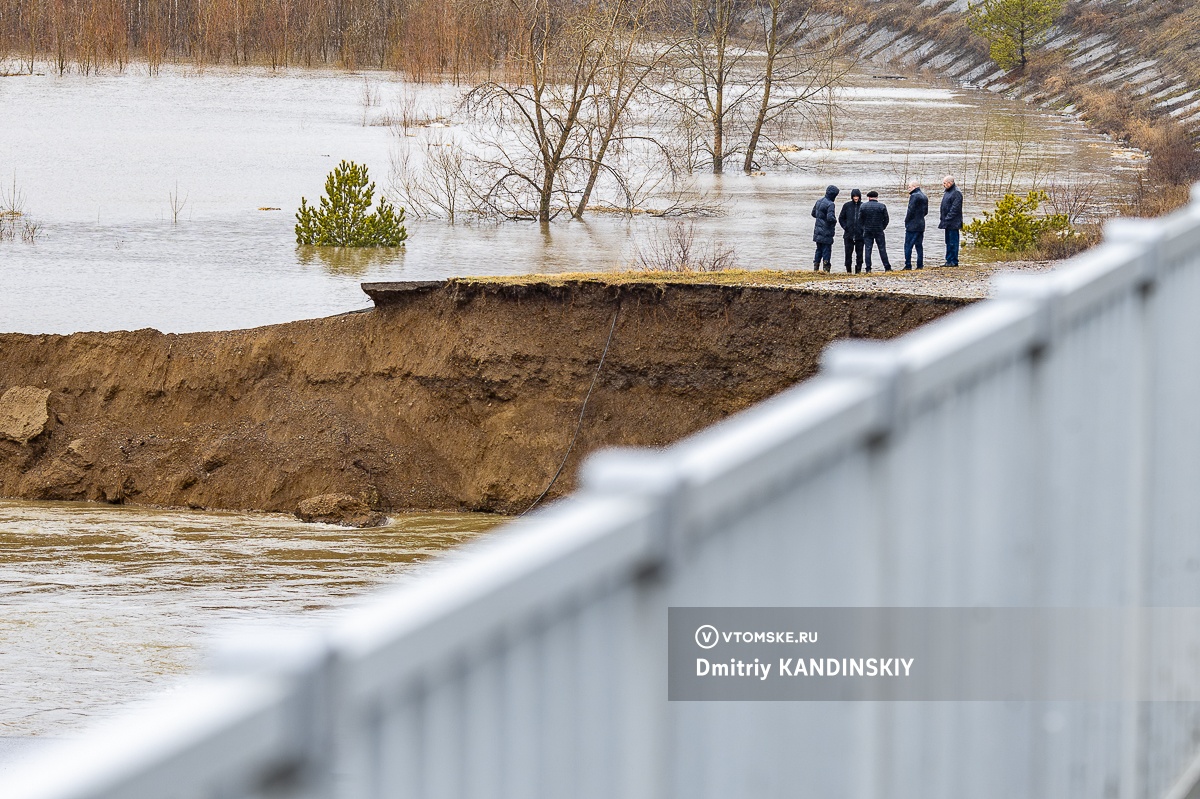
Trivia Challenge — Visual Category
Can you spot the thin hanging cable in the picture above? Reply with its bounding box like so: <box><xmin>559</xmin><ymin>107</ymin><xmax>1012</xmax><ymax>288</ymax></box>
<box><xmin>521</xmin><ymin>303</ymin><xmax>621</xmax><ymax>516</ymax></box>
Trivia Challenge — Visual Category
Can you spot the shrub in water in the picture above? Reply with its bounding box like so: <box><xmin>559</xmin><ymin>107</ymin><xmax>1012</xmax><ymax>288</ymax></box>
<box><xmin>296</xmin><ymin>160</ymin><xmax>407</xmax><ymax>247</ymax></box>
<box><xmin>964</xmin><ymin>190</ymin><xmax>1070</xmax><ymax>252</ymax></box>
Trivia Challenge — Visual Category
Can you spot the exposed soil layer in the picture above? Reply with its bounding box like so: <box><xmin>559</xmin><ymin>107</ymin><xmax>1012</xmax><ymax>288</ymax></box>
<box><xmin>0</xmin><ymin>281</ymin><xmax>969</xmax><ymax>515</ymax></box>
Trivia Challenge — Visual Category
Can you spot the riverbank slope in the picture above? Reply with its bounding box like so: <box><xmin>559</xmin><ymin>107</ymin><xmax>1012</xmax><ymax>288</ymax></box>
<box><xmin>0</xmin><ymin>280</ymin><xmax>968</xmax><ymax>515</ymax></box>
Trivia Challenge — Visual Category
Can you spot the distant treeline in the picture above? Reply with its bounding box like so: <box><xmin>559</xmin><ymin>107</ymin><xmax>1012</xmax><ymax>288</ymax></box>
<box><xmin>0</xmin><ymin>0</ymin><xmax>528</xmax><ymax>77</ymax></box>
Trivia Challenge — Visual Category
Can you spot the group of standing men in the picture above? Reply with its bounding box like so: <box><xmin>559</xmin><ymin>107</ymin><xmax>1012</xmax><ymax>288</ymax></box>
<box><xmin>810</xmin><ymin>176</ymin><xmax>964</xmax><ymax>273</ymax></box>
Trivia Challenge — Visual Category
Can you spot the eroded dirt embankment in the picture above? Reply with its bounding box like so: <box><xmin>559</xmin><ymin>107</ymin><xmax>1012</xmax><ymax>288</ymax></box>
<box><xmin>0</xmin><ymin>281</ymin><xmax>970</xmax><ymax>515</ymax></box>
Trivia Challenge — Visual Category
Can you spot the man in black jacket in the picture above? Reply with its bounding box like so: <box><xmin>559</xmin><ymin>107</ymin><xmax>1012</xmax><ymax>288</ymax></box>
<box><xmin>904</xmin><ymin>180</ymin><xmax>928</xmax><ymax>270</ymax></box>
<box><xmin>860</xmin><ymin>190</ymin><xmax>891</xmax><ymax>272</ymax></box>
<box><xmin>939</xmin><ymin>175</ymin><xmax>964</xmax><ymax>266</ymax></box>
<box><xmin>838</xmin><ymin>188</ymin><xmax>865</xmax><ymax>273</ymax></box>
<box><xmin>811</xmin><ymin>185</ymin><xmax>839</xmax><ymax>272</ymax></box>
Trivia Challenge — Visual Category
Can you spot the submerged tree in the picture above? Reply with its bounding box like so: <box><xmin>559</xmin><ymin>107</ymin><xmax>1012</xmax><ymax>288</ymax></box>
<box><xmin>667</xmin><ymin>0</ymin><xmax>753</xmax><ymax>175</ymax></box>
<box><xmin>966</xmin><ymin>0</ymin><xmax>1064</xmax><ymax>71</ymax></box>
<box><xmin>742</xmin><ymin>0</ymin><xmax>844</xmax><ymax>173</ymax></box>
<box><xmin>463</xmin><ymin>0</ymin><xmax>676</xmax><ymax>221</ymax></box>
<box><xmin>659</xmin><ymin>0</ymin><xmax>844</xmax><ymax>175</ymax></box>
<box><xmin>296</xmin><ymin>160</ymin><xmax>407</xmax><ymax>247</ymax></box>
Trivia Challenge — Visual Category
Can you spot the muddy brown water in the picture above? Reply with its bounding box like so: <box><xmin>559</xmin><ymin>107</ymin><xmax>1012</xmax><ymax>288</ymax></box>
<box><xmin>0</xmin><ymin>499</ymin><xmax>500</xmax><ymax>737</ymax></box>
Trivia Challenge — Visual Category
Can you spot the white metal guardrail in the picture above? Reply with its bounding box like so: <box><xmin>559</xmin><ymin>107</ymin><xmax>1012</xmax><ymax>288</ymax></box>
<box><xmin>6</xmin><ymin>187</ymin><xmax>1200</xmax><ymax>799</ymax></box>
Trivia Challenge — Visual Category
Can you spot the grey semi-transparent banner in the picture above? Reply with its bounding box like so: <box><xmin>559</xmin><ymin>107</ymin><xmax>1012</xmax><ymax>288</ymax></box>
<box><xmin>668</xmin><ymin>607</ymin><xmax>1200</xmax><ymax>701</ymax></box>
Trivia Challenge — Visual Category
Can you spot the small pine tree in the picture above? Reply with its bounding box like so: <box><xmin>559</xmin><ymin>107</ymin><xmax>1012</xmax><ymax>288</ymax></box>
<box><xmin>295</xmin><ymin>160</ymin><xmax>408</xmax><ymax>247</ymax></box>
<box><xmin>964</xmin><ymin>190</ymin><xmax>1071</xmax><ymax>252</ymax></box>
<box><xmin>966</xmin><ymin>0</ymin><xmax>1064</xmax><ymax>71</ymax></box>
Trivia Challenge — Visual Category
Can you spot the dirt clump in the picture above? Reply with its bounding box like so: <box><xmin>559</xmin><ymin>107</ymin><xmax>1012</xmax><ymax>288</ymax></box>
<box><xmin>296</xmin><ymin>493</ymin><xmax>388</xmax><ymax>528</ymax></box>
<box><xmin>0</xmin><ymin>387</ymin><xmax>52</xmax><ymax>445</ymax></box>
<box><xmin>0</xmin><ymin>280</ymin><xmax>970</xmax><ymax>514</ymax></box>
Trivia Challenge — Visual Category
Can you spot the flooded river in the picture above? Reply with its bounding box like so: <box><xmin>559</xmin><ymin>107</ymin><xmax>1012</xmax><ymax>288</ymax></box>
<box><xmin>0</xmin><ymin>499</ymin><xmax>499</xmax><ymax>736</ymax></box>
<box><xmin>0</xmin><ymin>66</ymin><xmax>1138</xmax><ymax>334</ymax></box>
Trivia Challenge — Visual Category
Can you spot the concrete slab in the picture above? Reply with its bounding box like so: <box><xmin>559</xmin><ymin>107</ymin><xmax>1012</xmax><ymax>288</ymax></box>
<box><xmin>361</xmin><ymin>280</ymin><xmax>446</xmax><ymax>305</ymax></box>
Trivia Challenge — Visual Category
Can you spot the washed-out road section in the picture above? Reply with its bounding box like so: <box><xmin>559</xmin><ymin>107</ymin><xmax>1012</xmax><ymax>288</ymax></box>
<box><xmin>0</xmin><ymin>280</ymin><xmax>968</xmax><ymax>516</ymax></box>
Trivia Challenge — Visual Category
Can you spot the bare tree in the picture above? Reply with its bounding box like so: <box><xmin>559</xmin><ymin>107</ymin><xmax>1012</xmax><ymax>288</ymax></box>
<box><xmin>390</xmin><ymin>134</ymin><xmax>481</xmax><ymax>221</ymax></box>
<box><xmin>465</xmin><ymin>0</ymin><xmax>603</xmax><ymax>220</ymax></box>
<box><xmin>463</xmin><ymin>0</ymin><xmax>671</xmax><ymax>221</ymax></box>
<box><xmin>168</xmin><ymin>181</ymin><xmax>189</xmax><ymax>224</ymax></box>
<box><xmin>743</xmin><ymin>1</ymin><xmax>845</xmax><ymax>172</ymax></box>
<box><xmin>572</xmin><ymin>0</ymin><xmax>677</xmax><ymax>217</ymax></box>
<box><xmin>1042</xmin><ymin>172</ymin><xmax>1102</xmax><ymax>225</ymax></box>
<box><xmin>633</xmin><ymin>219</ymin><xmax>737</xmax><ymax>271</ymax></box>
<box><xmin>660</xmin><ymin>0</ymin><xmax>843</xmax><ymax>175</ymax></box>
<box><xmin>389</xmin><ymin>1</ymin><xmax>700</xmax><ymax>223</ymax></box>
<box><xmin>662</xmin><ymin>0</ymin><xmax>756</xmax><ymax>175</ymax></box>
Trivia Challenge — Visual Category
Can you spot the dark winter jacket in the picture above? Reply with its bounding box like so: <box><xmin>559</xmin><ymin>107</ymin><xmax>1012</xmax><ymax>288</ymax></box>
<box><xmin>860</xmin><ymin>199</ymin><xmax>889</xmax><ymax>234</ymax></box>
<box><xmin>939</xmin><ymin>184</ymin><xmax>964</xmax><ymax>230</ymax></box>
<box><xmin>838</xmin><ymin>189</ymin><xmax>864</xmax><ymax>241</ymax></box>
<box><xmin>811</xmin><ymin>185</ymin><xmax>840</xmax><ymax>244</ymax></box>
<box><xmin>904</xmin><ymin>187</ymin><xmax>928</xmax><ymax>233</ymax></box>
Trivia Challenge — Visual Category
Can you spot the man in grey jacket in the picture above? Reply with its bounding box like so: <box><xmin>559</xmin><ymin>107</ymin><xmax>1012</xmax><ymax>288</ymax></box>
<box><xmin>939</xmin><ymin>175</ymin><xmax>964</xmax><ymax>266</ymax></box>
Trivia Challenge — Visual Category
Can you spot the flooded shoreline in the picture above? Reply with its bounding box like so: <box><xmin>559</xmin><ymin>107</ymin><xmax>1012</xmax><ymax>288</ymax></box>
<box><xmin>0</xmin><ymin>66</ymin><xmax>1137</xmax><ymax>334</ymax></box>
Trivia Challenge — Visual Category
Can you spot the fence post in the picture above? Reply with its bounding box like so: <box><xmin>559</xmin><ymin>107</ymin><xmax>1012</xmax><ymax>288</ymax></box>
<box><xmin>208</xmin><ymin>627</ymin><xmax>337</xmax><ymax>799</ymax></box>
<box><xmin>580</xmin><ymin>449</ymin><xmax>681</xmax><ymax>799</ymax></box>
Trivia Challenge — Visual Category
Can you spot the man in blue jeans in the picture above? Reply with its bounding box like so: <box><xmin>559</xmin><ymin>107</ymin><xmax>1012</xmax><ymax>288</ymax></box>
<box><xmin>939</xmin><ymin>175</ymin><xmax>964</xmax><ymax>266</ymax></box>
<box><xmin>903</xmin><ymin>180</ymin><xmax>927</xmax><ymax>270</ymax></box>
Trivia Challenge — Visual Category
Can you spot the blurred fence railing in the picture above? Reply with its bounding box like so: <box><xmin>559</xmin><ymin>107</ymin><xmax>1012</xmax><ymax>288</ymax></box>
<box><xmin>6</xmin><ymin>188</ymin><xmax>1200</xmax><ymax>799</ymax></box>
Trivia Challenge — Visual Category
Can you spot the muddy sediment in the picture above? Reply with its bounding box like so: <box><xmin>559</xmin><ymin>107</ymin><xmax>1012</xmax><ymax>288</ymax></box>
<box><xmin>0</xmin><ymin>280</ymin><xmax>970</xmax><ymax>515</ymax></box>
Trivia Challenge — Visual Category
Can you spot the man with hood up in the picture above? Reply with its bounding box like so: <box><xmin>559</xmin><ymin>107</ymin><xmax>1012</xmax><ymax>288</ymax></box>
<box><xmin>838</xmin><ymin>188</ymin><xmax>865</xmax><ymax>273</ymax></box>
<box><xmin>811</xmin><ymin>185</ymin><xmax>839</xmax><ymax>272</ymax></box>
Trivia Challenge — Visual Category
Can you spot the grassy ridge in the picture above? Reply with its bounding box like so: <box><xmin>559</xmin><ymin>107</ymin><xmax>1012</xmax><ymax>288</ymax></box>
<box><xmin>461</xmin><ymin>268</ymin><xmax>952</xmax><ymax>288</ymax></box>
